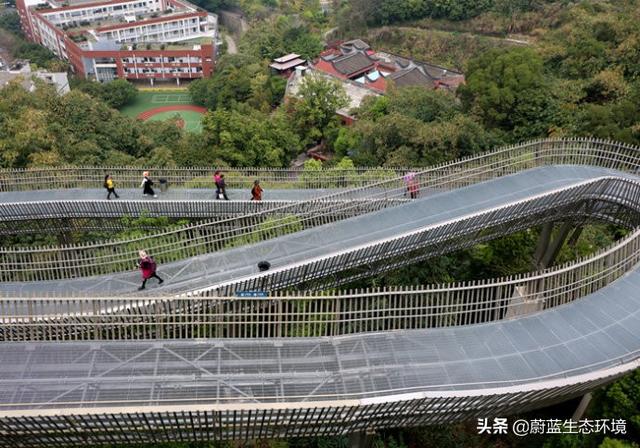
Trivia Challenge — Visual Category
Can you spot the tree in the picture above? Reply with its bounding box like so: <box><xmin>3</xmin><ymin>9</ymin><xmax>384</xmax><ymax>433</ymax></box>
<box><xmin>188</xmin><ymin>55</ymin><xmax>284</xmax><ymax>111</ymax></box>
<box><xmin>341</xmin><ymin>0</ymin><xmax>494</xmax><ymax>26</ymax></box>
<box><xmin>102</xmin><ymin>79</ymin><xmax>138</xmax><ymax>108</ymax></box>
<box><xmin>73</xmin><ymin>79</ymin><xmax>138</xmax><ymax>109</ymax></box>
<box><xmin>594</xmin><ymin>368</ymin><xmax>640</xmax><ymax>439</ymax></box>
<box><xmin>290</xmin><ymin>74</ymin><xmax>348</xmax><ymax>145</ymax></box>
<box><xmin>0</xmin><ymin>10</ymin><xmax>23</xmax><ymax>36</ymax></box>
<box><xmin>387</xmin><ymin>87</ymin><xmax>460</xmax><ymax>123</ymax></box>
<box><xmin>239</xmin><ymin>16</ymin><xmax>323</xmax><ymax>60</ymax></box>
<box><xmin>459</xmin><ymin>47</ymin><xmax>557</xmax><ymax>140</ymax></box>
<box><xmin>202</xmin><ymin>105</ymin><xmax>300</xmax><ymax>167</ymax></box>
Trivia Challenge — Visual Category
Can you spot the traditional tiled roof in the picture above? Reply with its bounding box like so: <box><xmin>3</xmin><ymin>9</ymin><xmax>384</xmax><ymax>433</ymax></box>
<box><xmin>270</xmin><ymin>58</ymin><xmax>306</xmax><ymax>71</ymax></box>
<box><xmin>386</xmin><ymin>66</ymin><xmax>437</xmax><ymax>89</ymax></box>
<box><xmin>340</xmin><ymin>39</ymin><xmax>370</xmax><ymax>51</ymax></box>
<box><xmin>273</xmin><ymin>53</ymin><xmax>301</xmax><ymax>64</ymax></box>
<box><xmin>365</xmin><ymin>76</ymin><xmax>387</xmax><ymax>93</ymax></box>
<box><xmin>331</xmin><ymin>51</ymin><xmax>375</xmax><ymax>77</ymax></box>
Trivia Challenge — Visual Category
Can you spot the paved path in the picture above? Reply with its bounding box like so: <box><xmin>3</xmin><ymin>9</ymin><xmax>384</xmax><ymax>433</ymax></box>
<box><xmin>0</xmin><ymin>188</ymin><xmax>358</xmax><ymax>203</ymax></box>
<box><xmin>0</xmin><ymin>165</ymin><xmax>629</xmax><ymax>297</ymax></box>
<box><xmin>2</xmin><ymin>239</ymin><xmax>639</xmax><ymax>410</ymax></box>
<box><xmin>224</xmin><ymin>33</ymin><xmax>237</xmax><ymax>54</ymax></box>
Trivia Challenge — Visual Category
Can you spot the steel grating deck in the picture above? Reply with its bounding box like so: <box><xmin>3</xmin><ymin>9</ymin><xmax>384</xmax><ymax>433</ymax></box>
<box><xmin>0</xmin><ymin>165</ymin><xmax>634</xmax><ymax>296</ymax></box>
<box><xmin>0</xmin><ymin>267</ymin><xmax>639</xmax><ymax>412</ymax></box>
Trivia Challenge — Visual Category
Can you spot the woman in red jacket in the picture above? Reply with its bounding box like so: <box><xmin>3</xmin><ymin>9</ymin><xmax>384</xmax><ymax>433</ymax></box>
<box><xmin>137</xmin><ymin>250</ymin><xmax>164</xmax><ymax>290</ymax></box>
<box><xmin>251</xmin><ymin>180</ymin><xmax>263</xmax><ymax>201</ymax></box>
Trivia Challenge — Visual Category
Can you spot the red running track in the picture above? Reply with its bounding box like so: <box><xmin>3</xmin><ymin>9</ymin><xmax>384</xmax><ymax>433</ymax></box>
<box><xmin>137</xmin><ymin>105</ymin><xmax>207</xmax><ymax>120</ymax></box>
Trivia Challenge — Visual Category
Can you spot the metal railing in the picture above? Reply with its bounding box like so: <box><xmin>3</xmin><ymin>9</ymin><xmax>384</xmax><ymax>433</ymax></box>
<box><xmin>0</xmin><ymin>198</ymin><xmax>409</xmax><ymax>222</ymax></box>
<box><xmin>1</xmin><ymin>138</ymin><xmax>640</xmax><ymax>282</ymax></box>
<box><xmin>2</xmin><ymin>209</ymin><xmax>639</xmax><ymax>341</ymax></box>
<box><xmin>0</xmin><ymin>362</ymin><xmax>633</xmax><ymax>444</ymax></box>
<box><xmin>198</xmin><ymin>177</ymin><xmax>640</xmax><ymax>296</ymax></box>
<box><xmin>0</xmin><ymin>166</ymin><xmax>403</xmax><ymax>191</ymax></box>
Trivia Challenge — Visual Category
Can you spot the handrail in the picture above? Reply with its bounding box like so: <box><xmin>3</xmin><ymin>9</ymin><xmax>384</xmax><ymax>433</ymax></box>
<box><xmin>2</xmin><ymin>178</ymin><xmax>640</xmax><ymax>340</ymax></box>
<box><xmin>0</xmin><ymin>166</ymin><xmax>404</xmax><ymax>191</ymax></box>
<box><xmin>1</xmin><ymin>138</ymin><xmax>640</xmax><ymax>282</ymax></box>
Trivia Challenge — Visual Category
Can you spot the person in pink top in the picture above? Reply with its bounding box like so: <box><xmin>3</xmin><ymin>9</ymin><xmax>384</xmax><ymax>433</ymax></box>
<box><xmin>403</xmin><ymin>172</ymin><xmax>419</xmax><ymax>199</ymax></box>
<box><xmin>213</xmin><ymin>170</ymin><xmax>222</xmax><ymax>197</ymax></box>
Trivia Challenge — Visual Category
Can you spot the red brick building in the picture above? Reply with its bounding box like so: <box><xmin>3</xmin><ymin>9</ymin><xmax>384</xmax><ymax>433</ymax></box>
<box><xmin>16</xmin><ymin>0</ymin><xmax>218</xmax><ymax>83</ymax></box>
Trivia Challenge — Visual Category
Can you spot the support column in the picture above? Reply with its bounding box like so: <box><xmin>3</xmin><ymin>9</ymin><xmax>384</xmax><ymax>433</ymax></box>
<box><xmin>349</xmin><ymin>431</ymin><xmax>374</xmax><ymax>448</ymax></box>
<box><xmin>572</xmin><ymin>393</ymin><xmax>592</xmax><ymax>421</ymax></box>
<box><xmin>534</xmin><ymin>222</ymin><xmax>553</xmax><ymax>269</ymax></box>
<box><xmin>540</xmin><ymin>222</ymin><xmax>573</xmax><ymax>269</ymax></box>
<box><xmin>567</xmin><ymin>226</ymin><xmax>583</xmax><ymax>248</ymax></box>
<box><xmin>534</xmin><ymin>222</ymin><xmax>575</xmax><ymax>270</ymax></box>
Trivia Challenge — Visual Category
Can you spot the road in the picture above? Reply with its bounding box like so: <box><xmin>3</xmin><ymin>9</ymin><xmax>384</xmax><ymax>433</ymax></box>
<box><xmin>224</xmin><ymin>33</ymin><xmax>237</xmax><ymax>55</ymax></box>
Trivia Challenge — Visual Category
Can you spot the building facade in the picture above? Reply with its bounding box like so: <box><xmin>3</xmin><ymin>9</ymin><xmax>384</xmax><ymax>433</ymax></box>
<box><xmin>15</xmin><ymin>0</ymin><xmax>218</xmax><ymax>82</ymax></box>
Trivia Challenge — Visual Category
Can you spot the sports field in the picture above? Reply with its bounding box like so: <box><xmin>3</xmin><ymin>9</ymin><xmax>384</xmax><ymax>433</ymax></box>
<box><xmin>119</xmin><ymin>91</ymin><xmax>206</xmax><ymax>132</ymax></box>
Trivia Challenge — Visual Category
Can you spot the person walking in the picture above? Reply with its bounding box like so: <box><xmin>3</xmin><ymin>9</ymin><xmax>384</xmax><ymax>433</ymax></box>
<box><xmin>104</xmin><ymin>174</ymin><xmax>119</xmax><ymax>200</ymax></box>
<box><xmin>251</xmin><ymin>180</ymin><xmax>263</xmax><ymax>201</ymax></box>
<box><xmin>137</xmin><ymin>250</ymin><xmax>164</xmax><ymax>290</ymax></box>
<box><xmin>408</xmin><ymin>178</ymin><xmax>419</xmax><ymax>199</ymax></box>
<box><xmin>404</xmin><ymin>172</ymin><xmax>419</xmax><ymax>199</ymax></box>
<box><xmin>217</xmin><ymin>174</ymin><xmax>229</xmax><ymax>200</ymax></box>
<box><xmin>213</xmin><ymin>170</ymin><xmax>222</xmax><ymax>198</ymax></box>
<box><xmin>141</xmin><ymin>171</ymin><xmax>157</xmax><ymax>198</ymax></box>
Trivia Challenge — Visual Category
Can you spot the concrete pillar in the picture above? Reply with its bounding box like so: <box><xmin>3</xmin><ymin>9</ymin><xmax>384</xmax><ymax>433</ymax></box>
<box><xmin>176</xmin><ymin>77</ymin><xmax>180</xmax><ymax>85</ymax></box>
<box><xmin>567</xmin><ymin>226</ymin><xmax>583</xmax><ymax>248</ymax></box>
<box><xmin>504</xmin><ymin>285</ymin><xmax>544</xmax><ymax>318</ymax></box>
<box><xmin>150</xmin><ymin>78</ymin><xmax>154</xmax><ymax>86</ymax></box>
<box><xmin>572</xmin><ymin>393</ymin><xmax>592</xmax><ymax>421</ymax></box>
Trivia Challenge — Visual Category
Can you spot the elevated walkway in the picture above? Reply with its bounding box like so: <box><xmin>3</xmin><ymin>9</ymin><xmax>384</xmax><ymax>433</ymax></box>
<box><xmin>2</xmin><ymin>269</ymin><xmax>639</xmax><ymax>410</ymax></box>
<box><xmin>0</xmin><ymin>165</ymin><xmax>636</xmax><ymax>296</ymax></box>
<box><xmin>2</xmin><ymin>139</ymin><xmax>640</xmax><ymax>445</ymax></box>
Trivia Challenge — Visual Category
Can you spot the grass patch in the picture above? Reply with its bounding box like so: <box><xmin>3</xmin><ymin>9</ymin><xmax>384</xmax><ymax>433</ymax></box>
<box><xmin>119</xmin><ymin>91</ymin><xmax>205</xmax><ymax>133</ymax></box>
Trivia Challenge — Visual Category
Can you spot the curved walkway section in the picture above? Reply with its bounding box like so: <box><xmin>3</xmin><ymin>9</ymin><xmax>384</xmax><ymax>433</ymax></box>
<box><xmin>0</xmin><ymin>187</ymin><xmax>356</xmax><ymax>204</ymax></box>
<box><xmin>0</xmin><ymin>188</ymin><xmax>392</xmax><ymax>222</ymax></box>
<box><xmin>0</xmin><ymin>266</ymin><xmax>638</xmax><ymax>436</ymax></box>
<box><xmin>2</xmin><ymin>139</ymin><xmax>640</xmax><ymax>444</ymax></box>
<box><xmin>1</xmin><ymin>165</ymin><xmax>637</xmax><ymax>296</ymax></box>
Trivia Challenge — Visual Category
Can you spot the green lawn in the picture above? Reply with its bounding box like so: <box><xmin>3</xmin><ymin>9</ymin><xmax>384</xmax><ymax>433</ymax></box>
<box><xmin>144</xmin><ymin>109</ymin><xmax>204</xmax><ymax>132</ymax></box>
<box><xmin>119</xmin><ymin>91</ymin><xmax>205</xmax><ymax>133</ymax></box>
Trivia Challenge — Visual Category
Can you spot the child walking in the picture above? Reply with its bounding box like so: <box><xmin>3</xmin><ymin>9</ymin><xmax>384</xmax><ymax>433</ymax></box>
<box><xmin>104</xmin><ymin>174</ymin><xmax>119</xmax><ymax>199</ymax></box>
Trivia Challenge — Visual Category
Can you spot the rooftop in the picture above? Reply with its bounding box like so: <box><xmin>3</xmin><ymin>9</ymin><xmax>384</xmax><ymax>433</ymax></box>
<box><xmin>61</xmin><ymin>8</ymin><xmax>195</xmax><ymax>35</ymax></box>
<box><xmin>330</xmin><ymin>51</ymin><xmax>375</xmax><ymax>77</ymax></box>
<box><xmin>270</xmin><ymin>58</ymin><xmax>306</xmax><ymax>71</ymax></box>
<box><xmin>273</xmin><ymin>53</ymin><xmax>301</xmax><ymax>64</ymax></box>
<box><xmin>387</xmin><ymin>65</ymin><xmax>437</xmax><ymax>89</ymax></box>
<box><xmin>312</xmin><ymin>40</ymin><xmax>465</xmax><ymax>94</ymax></box>
<box><xmin>340</xmin><ymin>39</ymin><xmax>370</xmax><ymax>51</ymax></box>
<box><xmin>119</xmin><ymin>35</ymin><xmax>213</xmax><ymax>50</ymax></box>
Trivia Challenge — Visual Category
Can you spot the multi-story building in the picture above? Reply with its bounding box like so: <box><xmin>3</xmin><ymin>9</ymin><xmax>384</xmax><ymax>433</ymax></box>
<box><xmin>16</xmin><ymin>0</ymin><xmax>218</xmax><ymax>83</ymax></box>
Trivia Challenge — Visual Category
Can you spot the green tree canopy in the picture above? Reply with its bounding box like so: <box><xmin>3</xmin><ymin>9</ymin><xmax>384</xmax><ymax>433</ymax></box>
<box><xmin>290</xmin><ymin>74</ymin><xmax>348</xmax><ymax>146</ymax></box>
<box><xmin>459</xmin><ymin>46</ymin><xmax>557</xmax><ymax>140</ymax></box>
<box><xmin>202</xmin><ymin>105</ymin><xmax>300</xmax><ymax>167</ymax></box>
<box><xmin>189</xmin><ymin>55</ymin><xmax>285</xmax><ymax>111</ymax></box>
<box><xmin>73</xmin><ymin>79</ymin><xmax>138</xmax><ymax>109</ymax></box>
